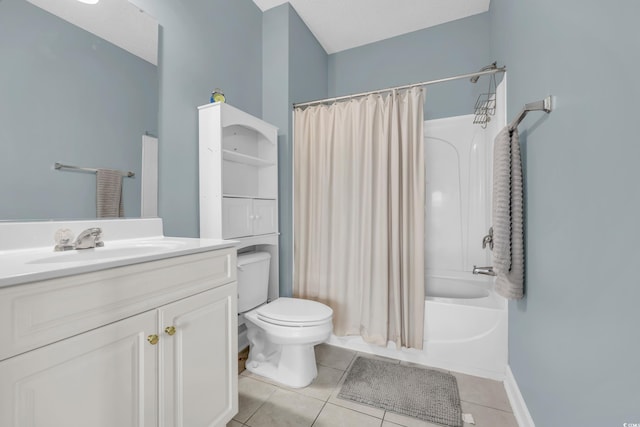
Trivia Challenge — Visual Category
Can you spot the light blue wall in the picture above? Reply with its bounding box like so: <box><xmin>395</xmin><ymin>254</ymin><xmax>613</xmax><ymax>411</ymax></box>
<box><xmin>262</xmin><ymin>5</ymin><xmax>291</xmax><ymax>297</ymax></box>
<box><xmin>490</xmin><ymin>0</ymin><xmax>640</xmax><ymax>425</ymax></box>
<box><xmin>262</xmin><ymin>5</ymin><xmax>289</xmax><ymax>136</ymax></box>
<box><xmin>262</xmin><ymin>4</ymin><xmax>328</xmax><ymax>297</ymax></box>
<box><xmin>328</xmin><ymin>13</ymin><xmax>491</xmax><ymax>120</ymax></box>
<box><xmin>133</xmin><ymin>0</ymin><xmax>263</xmax><ymax>237</ymax></box>
<box><xmin>289</xmin><ymin>8</ymin><xmax>329</xmax><ymax>107</ymax></box>
<box><xmin>0</xmin><ymin>0</ymin><xmax>157</xmax><ymax>220</ymax></box>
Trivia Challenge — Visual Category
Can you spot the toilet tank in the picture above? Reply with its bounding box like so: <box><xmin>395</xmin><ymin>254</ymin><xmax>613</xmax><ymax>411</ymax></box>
<box><xmin>237</xmin><ymin>251</ymin><xmax>271</xmax><ymax>313</ymax></box>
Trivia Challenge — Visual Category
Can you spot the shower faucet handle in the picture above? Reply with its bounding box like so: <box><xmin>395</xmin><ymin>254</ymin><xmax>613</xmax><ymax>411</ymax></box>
<box><xmin>482</xmin><ymin>227</ymin><xmax>494</xmax><ymax>250</ymax></box>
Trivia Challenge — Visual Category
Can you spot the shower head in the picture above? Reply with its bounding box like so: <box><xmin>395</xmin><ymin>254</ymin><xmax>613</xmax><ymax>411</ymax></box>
<box><xmin>470</xmin><ymin>62</ymin><xmax>498</xmax><ymax>83</ymax></box>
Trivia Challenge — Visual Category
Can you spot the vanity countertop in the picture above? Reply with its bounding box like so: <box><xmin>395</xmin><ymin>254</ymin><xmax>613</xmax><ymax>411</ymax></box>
<box><xmin>0</xmin><ymin>219</ymin><xmax>236</xmax><ymax>288</ymax></box>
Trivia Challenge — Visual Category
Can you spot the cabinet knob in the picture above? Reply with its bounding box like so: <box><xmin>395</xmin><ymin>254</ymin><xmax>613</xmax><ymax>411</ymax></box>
<box><xmin>165</xmin><ymin>326</ymin><xmax>177</xmax><ymax>336</ymax></box>
<box><xmin>147</xmin><ymin>334</ymin><xmax>159</xmax><ymax>345</ymax></box>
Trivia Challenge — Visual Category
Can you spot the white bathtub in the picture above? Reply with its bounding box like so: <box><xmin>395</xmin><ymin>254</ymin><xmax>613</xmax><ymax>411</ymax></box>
<box><xmin>422</xmin><ymin>275</ymin><xmax>507</xmax><ymax>379</ymax></box>
<box><xmin>327</xmin><ymin>274</ymin><xmax>507</xmax><ymax>380</ymax></box>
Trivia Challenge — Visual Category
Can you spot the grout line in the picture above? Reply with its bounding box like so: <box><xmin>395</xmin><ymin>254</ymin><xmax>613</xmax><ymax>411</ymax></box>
<box><xmin>236</xmin><ymin>377</ymin><xmax>278</xmax><ymax>426</ymax></box>
<box><xmin>310</xmin><ymin>400</ymin><xmax>329</xmax><ymax>426</ymax></box>
<box><xmin>240</xmin><ymin>398</ymin><xmax>264</xmax><ymax>426</ymax></box>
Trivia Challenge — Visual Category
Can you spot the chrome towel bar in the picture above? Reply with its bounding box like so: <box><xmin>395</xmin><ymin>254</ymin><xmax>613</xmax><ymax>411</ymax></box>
<box><xmin>508</xmin><ymin>96</ymin><xmax>553</xmax><ymax>131</ymax></box>
<box><xmin>54</xmin><ymin>162</ymin><xmax>135</xmax><ymax>178</ymax></box>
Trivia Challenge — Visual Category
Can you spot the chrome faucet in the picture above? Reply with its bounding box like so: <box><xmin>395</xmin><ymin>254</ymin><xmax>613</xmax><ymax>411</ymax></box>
<box><xmin>74</xmin><ymin>227</ymin><xmax>104</xmax><ymax>249</ymax></box>
<box><xmin>472</xmin><ymin>265</ymin><xmax>496</xmax><ymax>276</ymax></box>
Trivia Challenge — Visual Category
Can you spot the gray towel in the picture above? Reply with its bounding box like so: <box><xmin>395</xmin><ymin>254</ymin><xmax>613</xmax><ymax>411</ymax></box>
<box><xmin>96</xmin><ymin>169</ymin><xmax>124</xmax><ymax>218</ymax></box>
<box><xmin>492</xmin><ymin>127</ymin><xmax>524</xmax><ymax>299</ymax></box>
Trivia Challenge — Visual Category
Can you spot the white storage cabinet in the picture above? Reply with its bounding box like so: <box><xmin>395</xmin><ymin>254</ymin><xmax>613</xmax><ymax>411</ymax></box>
<box><xmin>199</xmin><ymin>102</ymin><xmax>279</xmax><ymax>300</ymax></box>
<box><xmin>0</xmin><ymin>249</ymin><xmax>238</xmax><ymax>427</ymax></box>
<box><xmin>198</xmin><ymin>102</ymin><xmax>278</xmax><ymax>240</ymax></box>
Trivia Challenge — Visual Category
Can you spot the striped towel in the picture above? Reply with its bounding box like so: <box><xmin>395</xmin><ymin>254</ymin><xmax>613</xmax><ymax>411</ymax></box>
<box><xmin>96</xmin><ymin>169</ymin><xmax>124</xmax><ymax>218</ymax></box>
<box><xmin>492</xmin><ymin>127</ymin><xmax>524</xmax><ymax>299</ymax></box>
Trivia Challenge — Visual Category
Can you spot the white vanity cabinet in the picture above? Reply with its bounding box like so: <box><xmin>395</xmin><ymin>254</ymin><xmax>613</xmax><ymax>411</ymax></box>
<box><xmin>0</xmin><ymin>248</ymin><xmax>238</xmax><ymax>427</ymax></box>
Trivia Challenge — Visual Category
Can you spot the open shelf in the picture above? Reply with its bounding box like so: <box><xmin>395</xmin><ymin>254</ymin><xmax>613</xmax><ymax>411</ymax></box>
<box><xmin>222</xmin><ymin>149</ymin><xmax>275</xmax><ymax>167</ymax></box>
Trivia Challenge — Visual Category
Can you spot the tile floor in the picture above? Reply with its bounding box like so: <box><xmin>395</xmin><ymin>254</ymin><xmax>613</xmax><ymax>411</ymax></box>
<box><xmin>229</xmin><ymin>344</ymin><xmax>518</xmax><ymax>427</ymax></box>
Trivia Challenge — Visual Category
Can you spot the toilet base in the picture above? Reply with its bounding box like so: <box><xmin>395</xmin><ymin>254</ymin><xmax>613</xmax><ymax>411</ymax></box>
<box><xmin>246</xmin><ymin>343</ymin><xmax>319</xmax><ymax>388</ymax></box>
<box><xmin>243</xmin><ymin>300</ymin><xmax>333</xmax><ymax>388</ymax></box>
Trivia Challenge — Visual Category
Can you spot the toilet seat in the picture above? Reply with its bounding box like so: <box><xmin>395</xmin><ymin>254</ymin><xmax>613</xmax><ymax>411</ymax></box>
<box><xmin>254</xmin><ymin>297</ymin><xmax>333</xmax><ymax>327</ymax></box>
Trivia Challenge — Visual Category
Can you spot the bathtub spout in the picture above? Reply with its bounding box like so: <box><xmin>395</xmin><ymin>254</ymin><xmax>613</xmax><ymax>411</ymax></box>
<box><xmin>473</xmin><ymin>265</ymin><xmax>496</xmax><ymax>276</ymax></box>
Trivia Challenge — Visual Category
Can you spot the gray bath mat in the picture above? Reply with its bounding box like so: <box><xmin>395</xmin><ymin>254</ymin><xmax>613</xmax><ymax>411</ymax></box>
<box><xmin>338</xmin><ymin>356</ymin><xmax>462</xmax><ymax>427</ymax></box>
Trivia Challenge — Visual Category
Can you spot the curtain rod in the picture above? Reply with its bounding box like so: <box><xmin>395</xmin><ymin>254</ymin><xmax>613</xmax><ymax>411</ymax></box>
<box><xmin>293</xmin><ymin>66</ymin><xmax>507</xmax><ymax>108</ymax></box>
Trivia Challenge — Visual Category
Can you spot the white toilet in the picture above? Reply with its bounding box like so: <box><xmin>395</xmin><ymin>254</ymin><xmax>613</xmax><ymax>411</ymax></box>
<box><xmin>237</xmin><ymin>251</ymin><xmax>333</xmax><ymax>388</ymax></box>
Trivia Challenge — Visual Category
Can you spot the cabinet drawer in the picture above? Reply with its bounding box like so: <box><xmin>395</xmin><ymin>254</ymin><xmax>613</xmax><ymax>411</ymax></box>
<box><xmin>0</xmin><ymin>248</ymin><xmax>236</xmax><ymax>361</ymax></box>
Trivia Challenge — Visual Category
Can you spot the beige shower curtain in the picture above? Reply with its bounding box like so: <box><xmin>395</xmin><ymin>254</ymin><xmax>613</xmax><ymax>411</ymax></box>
<box><xmin>293</xmin><ymin>88</ymin><xmax>425</xmax><ymax>349</ymax></box>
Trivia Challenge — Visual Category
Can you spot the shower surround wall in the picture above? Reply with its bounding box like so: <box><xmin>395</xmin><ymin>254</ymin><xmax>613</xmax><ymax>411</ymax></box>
<box><xmin>424</xmin><ymin>114</ymin><xmax>493</xmax><ymax>277</ymax></box>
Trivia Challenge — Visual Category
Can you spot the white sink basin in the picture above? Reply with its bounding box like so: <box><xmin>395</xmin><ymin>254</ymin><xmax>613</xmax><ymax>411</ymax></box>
<box><xmin>27</xmin><ymin>241</ymin><xmax>188</xmax><ymax>264</ymax></box>
<box><xmin>0</xmin><ymin>218</ymin><xmax>236</xmax><ymax>288</ymax></box>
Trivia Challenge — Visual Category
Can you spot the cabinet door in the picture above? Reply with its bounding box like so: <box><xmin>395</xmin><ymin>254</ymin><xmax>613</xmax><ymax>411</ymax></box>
<box><xmin>0</xmin><ymin>311</ymin><xmax>158</xmax><ymax>427</ymax></box>
<box><xmin>252</xmin><ymin>199</ymin><xmax>278</xmax><ymax>235</ymax></box>
<box><xmin>222</xmin><ymin>197</ymin><xmax>253</xmax><ymax>238</ymax></box>
<box><xmin>160</xmin><ymin>283</ymin><xmax>238</xmax><ymax>427</ymax></box>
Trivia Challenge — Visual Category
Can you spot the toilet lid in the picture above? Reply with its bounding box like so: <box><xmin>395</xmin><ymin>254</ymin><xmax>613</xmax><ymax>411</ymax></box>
<box><xmin>255</xmin><ymin>298</ymin><xmax>333</xmax><ymax>326</ymax></box>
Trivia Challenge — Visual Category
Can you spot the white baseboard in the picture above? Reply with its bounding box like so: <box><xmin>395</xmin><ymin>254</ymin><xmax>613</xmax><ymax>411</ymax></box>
<box><xmin>504</xmin><ymin>365</ymin><xmax>535</xmax><ymax>427</ymax></box>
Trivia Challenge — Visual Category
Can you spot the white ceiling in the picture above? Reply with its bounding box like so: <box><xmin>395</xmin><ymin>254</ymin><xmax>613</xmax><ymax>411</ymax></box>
<box><xmin>253</xmin><ymin>0</ymin><xmax>490</xmax><ymax>54</ymax></box>
<box><xmin>25</xmin><ymin>0</ymin><xmax>489</xmax><ymax>64</ymax></box>
<box><xmin>26</xmin><ymin>0</ymin><xmax>158</xmax><ymax>65</ymax></box>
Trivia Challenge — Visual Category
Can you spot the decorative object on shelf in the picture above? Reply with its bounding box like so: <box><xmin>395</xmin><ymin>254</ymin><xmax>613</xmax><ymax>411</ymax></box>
<box><xmin>211</xmin><ymin>88</ymin><xmax>226</xmax><ymax>103</ymax></box>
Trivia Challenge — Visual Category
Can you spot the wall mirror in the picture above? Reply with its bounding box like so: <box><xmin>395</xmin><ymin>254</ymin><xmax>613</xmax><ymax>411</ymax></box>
<box><xmin>0</xmin><ymin>0</ymin><xmax>159</xmax><ymax>221</ymax></box>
